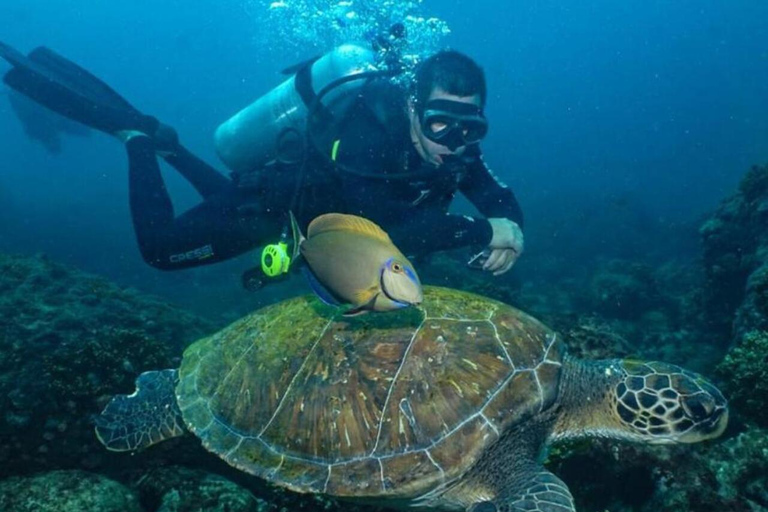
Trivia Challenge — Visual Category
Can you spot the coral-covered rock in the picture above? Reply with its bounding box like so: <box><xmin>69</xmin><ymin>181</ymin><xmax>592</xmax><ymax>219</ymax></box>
<box><xmin>645</xmin><ymin>427</ymin><xmax>768</xmax><ymax>511</ymax></box>
<box><xmin>586</xmin><ymin>260</ymin><xmax>661</xmax><ymax>320</ymax></box>
<box><xmin>553</xmin><ymin>316</ymin><xmax>633</xmax><ymax>360</ymax></box>
<box><xmin>736</xmin><ymin>263</ymin><xmax>768</xmax><ymax>336</ymax></box>
<box><xmin>0</xmin><ymin>253</ymin><xmax>217</xmax><ymax>477</ymax></box>
<box><xmin>701</xmin><ymin>164</ymin><xmax>768</xmax><ymax>341</ymax></box>
<box><xmin>548</xmin><ymin>426</ymin><xmax>768</xmax><ymax>512</ymax></box>
<box><xmin>129</xmin><ymin>466</ymin><xmax>267</xmax><ymax>512</ymax></box>
<box><xmin>0</xmin><ymin>470</ymin><xmax>142</xmax><ymax>512</ymax></box>
<box><xmin>717</xmin><ymin>330</ymin><xmax>768</xmax><ymax>427</ymax></box>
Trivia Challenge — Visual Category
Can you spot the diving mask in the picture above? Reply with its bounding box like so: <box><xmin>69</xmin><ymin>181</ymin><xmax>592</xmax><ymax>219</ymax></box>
<box><xmin>420</xmin><ymin>99</ymin><xmax>488</xmax><ymax>151</ymax></box>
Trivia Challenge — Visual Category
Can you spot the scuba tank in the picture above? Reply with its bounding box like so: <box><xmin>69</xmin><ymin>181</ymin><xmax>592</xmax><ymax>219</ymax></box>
<box><xmin>214</xmin><ymin>44</ymin><xmax>377</xmax><ymax>174</ymax></box>
<box><xmin>222</xmin><ymin>35</ymin><xmax>405</xmax><ymax>292</ymax></box>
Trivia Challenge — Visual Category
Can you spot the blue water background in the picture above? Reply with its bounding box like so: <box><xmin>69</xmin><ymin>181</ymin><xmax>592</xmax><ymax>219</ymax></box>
<box><xmin>0</xmin><ymin>0</ymin><xmax>766</xmax><ymax>317</ymax></box>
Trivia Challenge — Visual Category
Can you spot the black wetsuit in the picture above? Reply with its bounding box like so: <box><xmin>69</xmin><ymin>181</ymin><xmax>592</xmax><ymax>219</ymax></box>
<box><xmin>127</xmin><ymin>80</ymin><xmax>524</xmax><ymax>270</ymax></box>
<box><xmin>313</xmin><ymin>80</ymin><xmax>525</xmax><ymax>256</ymax></box>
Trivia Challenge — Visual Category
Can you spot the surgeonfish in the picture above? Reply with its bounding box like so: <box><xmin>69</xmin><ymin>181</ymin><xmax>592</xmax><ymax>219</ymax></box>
<box><xmin>290</xmin><ymin>212</ymin><xmax>423</xmax><ymax>316</ymax></box>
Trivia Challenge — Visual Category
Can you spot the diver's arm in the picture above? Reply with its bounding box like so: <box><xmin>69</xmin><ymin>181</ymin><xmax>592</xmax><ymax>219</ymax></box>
<box><xmin>387</xmin><ymin>209</ymin><xmax>494</xmax><ymax>256</ymax></box>
<box><xmin>458</xmin><ymin>153</ymin><xmax>525</xmax><ymax>274</ymax></box>
<box><xmin>341</xmin><ymin>177</ymin><xmax>492</xmax><ymax>255</ymax></box>
<box><xmin>458</xmin><ymin>153</ymin><xmax>524</xmax><ymax>229</ymax></box>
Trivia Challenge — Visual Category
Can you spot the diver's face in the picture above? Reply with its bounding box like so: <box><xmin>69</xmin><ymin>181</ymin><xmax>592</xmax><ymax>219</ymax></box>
<box><xmin>410</xmin><ymin>87</ymin><xmax>483</xmax><ymax>166</ymax></box>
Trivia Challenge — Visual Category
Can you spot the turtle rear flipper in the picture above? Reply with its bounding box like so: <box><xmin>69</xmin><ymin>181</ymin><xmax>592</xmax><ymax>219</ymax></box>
<box><xmin>500</xmin><ymin>469</ymin><xmax>575</xmax><ymax>512</ymax></box>
<box><xmin>469</xmin><ymin>468</ymin><xmax>575</xmax><ymax>512</ymax></box>
<box><xmin>95</xmin><ymin>369</ymin><xmax>186</xmax><ymax>452</ymax></box>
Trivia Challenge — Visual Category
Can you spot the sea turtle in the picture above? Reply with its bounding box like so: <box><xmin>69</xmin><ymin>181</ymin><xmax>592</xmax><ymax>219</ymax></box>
<box><xmin>96</xmin><ymin>287</ymin><xmax>728</xmax><ymax>512</ymax></box>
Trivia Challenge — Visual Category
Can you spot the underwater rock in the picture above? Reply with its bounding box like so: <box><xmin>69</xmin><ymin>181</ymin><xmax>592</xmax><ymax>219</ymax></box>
<box><xmin>547</xmin><ymin>426</ymin><xmax>768</xmax><ymax>512</ymax></box>
<box><xmin>0</xmin><ymin>469</ymin><xmax>142</xmax><ymax>512</ymax></box>
<box><xmin>552</xmin><ymin>316</ymin><xmax>633</xmax><ymax>360</ymax></box>
<box><xmin>585</xmin><ymin>260</ymin><xmax>661</xmax><ymax>320</ymax></box>
<box><xmin>0</xmin><ymin>252</ymin><xmax>217</xmax><ymax>477</ymax></box>
<box><xmin>717</xmin><ymin>330</ymin><xmax>768</xmax><ymax>427</ymax></box>
<box><xmin>701</xmin><ymin>164</ymin><xmax>768</xmax><ymax>342</ymax></box>
<box><xmin>736</xmin><ymin>262</ymin><xmax>768</xmax><ymax>336</ymax></box>
<box><xmin>129</xmin><ymin>466</ymin><xmax>267</xmax><ymax>512</ymax></box>
<box><xmin>644</xmin><ymin>426</ymin><xmax>768</xmax><ymax>511</ymax></box>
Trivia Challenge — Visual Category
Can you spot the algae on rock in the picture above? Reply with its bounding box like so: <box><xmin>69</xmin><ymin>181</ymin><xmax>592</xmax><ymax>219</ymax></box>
<box><xmin>0</xmin><ymin>470</ymin><xmax>142</xmax><ymax>512</ymax></box>
<box><xmin>0</xmin><ymin>253</ymin><xmax>217</xmax><ymax>478</ymax></box>
<box><xmin>717</xmin><ymin>330</ymin><xmax>768</xmax><ymax>427</ymax></box>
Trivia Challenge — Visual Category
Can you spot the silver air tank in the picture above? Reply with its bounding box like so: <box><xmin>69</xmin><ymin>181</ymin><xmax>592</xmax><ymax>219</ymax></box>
<box><xmin>214</xmin><ymin>45</ymin><xmax>376</xmax><ymax>174</ymax></box>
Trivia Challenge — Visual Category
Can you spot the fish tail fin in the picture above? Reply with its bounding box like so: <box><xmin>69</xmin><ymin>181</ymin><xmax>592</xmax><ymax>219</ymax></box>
<box><xmin>289</xmin><ymin>210</ymin><xmax>305</xmax><ymax>262</ymax></box>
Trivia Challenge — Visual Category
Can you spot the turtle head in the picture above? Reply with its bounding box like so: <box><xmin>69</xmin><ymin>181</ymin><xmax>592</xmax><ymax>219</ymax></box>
<box><xmin>612</xmin><ymin>360</ymin><xmax>728</xmax><ymax>444</ymax></box>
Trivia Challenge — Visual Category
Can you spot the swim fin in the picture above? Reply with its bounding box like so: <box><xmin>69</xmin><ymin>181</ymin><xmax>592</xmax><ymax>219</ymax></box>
<box><xmin>0</xmin><ymin>41</ymin><xmax>159</xmax><ymax>136</ymax></box>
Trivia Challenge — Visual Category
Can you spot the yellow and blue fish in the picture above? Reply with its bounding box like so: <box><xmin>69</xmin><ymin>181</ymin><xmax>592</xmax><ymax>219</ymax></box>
<box><xmin>290</xmin><ymin>212</ymin><xmax>423</xmax><ymax>316</ymax></box>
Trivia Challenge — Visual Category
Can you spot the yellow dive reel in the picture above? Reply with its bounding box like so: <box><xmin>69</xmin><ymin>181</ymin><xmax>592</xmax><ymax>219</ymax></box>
<box><xmin>260</xmin><ymin>241</ymin><xmax>292</xmax><ymax>277</ymax></box>
<box><xmin>242</xmin><ymin>213</ymin><xmax>302</xmax><ymax>291</ymax></box>
<box><xmin>242</xmin><ymin>239</ymin><xmax>292</xmax><ymax>291</ymax></box>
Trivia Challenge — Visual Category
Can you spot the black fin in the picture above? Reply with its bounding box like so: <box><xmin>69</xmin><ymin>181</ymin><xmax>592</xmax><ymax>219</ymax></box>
<box><xmin>0</xmin><ymin>41</ymin><xmax>158</xmax><ymax>135</ymax></box>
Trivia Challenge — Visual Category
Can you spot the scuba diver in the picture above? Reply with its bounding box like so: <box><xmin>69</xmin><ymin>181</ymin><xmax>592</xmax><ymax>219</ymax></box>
<box><xmin>0</xmin><ymin>39</ymin><xmax>524</xmax><ymax>286</ymax></box>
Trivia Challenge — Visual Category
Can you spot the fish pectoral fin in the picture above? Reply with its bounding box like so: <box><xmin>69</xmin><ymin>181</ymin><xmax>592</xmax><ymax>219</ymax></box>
<box><xmin>352</xmin><ymin>285</ymin><xmax>379</xmax><ymax>306</ymax></box>
<box><xmin>343</xmin><ymin>292</ymin><xmax>379</xmax><ymax>317</ymax></box>
<box><xmin>307</xmin><ymin>213</ymin><xmax>392</xmax><ymax>243</ymax></box>
<box><xmin>342</xmin><ymin>306</ymin><xmax>370</xmax><ymax>317</ymax></box>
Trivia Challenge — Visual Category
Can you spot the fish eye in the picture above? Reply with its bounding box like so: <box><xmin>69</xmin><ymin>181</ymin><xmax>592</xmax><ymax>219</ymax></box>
<box><xmin>391</xmin><ymin>262</ymin><xmax>403</xmax><ymax>272</ymax></box>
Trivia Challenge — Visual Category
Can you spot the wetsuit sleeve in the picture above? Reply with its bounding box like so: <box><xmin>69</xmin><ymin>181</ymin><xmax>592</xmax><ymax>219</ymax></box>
<box><xmin>386</xmin><ymin>209</ymin><xmax>494</xmax><ymax>256</ymax></box>
<box><xmin>458</xmin><ymin>154</ymin><xmax>525</xmax><ymax>229</ymax></box>
<box><xmin>340</xmin><ymin>177</ymin><xmax>493</xmax><ymax>256</ymax></box>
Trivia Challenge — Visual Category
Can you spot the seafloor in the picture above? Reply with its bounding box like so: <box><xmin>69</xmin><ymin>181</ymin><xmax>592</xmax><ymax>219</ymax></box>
<box><xmin>1</xmin><ymin>164</ymin><xmax>767</xmax><ymax>512</ymax></box>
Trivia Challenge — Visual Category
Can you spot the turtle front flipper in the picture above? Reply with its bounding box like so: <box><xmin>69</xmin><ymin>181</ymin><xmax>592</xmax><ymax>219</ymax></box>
<box><xmin>469</xmin><ymin>469</ymin><xmax>575</xmax><ymax>512</ymax></box>
<box><xmin>94</xmin><ymin>369</ymin><xmax>186</xmax><ymax>452</ymax></box>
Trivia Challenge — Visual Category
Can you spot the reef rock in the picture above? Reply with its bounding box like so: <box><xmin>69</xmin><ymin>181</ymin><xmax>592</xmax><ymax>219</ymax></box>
<box><xmin>0</xmin><ymin>253</ymin><xmax>216</xmax><ymax>477</ymax></box>
<box><xmin>130</xmin><ymin>466</ymin><xmax>267</xmax><ymax>512</ymax></box>
<box><xmin>717</xmin><ymin>330</ymin><xmax>768</xmax><ymax>427</ymax></box>
<box><xmin>701</xmin><ymin>164</ymin><xmax>768</xmax><ymax>341</ymax></box>
<box><xmin>0</xmin><ymin>470</ymin><xmax>141</xmax><ymax>512</ymax></box>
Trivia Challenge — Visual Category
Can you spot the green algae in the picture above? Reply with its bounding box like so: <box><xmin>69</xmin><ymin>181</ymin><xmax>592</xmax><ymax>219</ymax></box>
<box><xmin>0</xmin><ymin>470</ymin><xmax>141</xmax><ymax>512</ymax></box>
<box><xmin>717</xmin><ymin>330</ymin><xmax>768</xmax><ymax>427</ymax></box>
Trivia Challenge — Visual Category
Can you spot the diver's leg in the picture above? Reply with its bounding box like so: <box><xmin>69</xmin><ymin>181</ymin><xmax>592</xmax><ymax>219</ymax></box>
<box><xmin>122</xmin><ymin>122</ymin><xmax>231</xmax><ymax>200</ymax></box>
<box><xmin>127</xmin><ymin>136</ymin><xmax>174</xmax><ymax>243</ymax></box>
<box><xmin>126</xmin><ymin>136</ymin><xmax>281</xmax><ymax>270</ymax></box>
<box><xmin>162</xmin><ymin>144</ymin><xmax>231</xmax><ymax>200</ymax></box>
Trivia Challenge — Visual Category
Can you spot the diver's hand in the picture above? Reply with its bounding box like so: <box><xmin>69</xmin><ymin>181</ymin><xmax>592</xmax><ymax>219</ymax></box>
<box><xmin>485</xmin><ymin>218</ymin><xmax>524</xmax><ymax>275</ymax></box>
<box><xmin>482</xmin><ymin>248</ymin><xmax>518</xmax><ymax>275</ymax></box>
